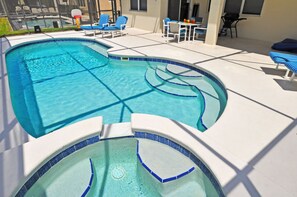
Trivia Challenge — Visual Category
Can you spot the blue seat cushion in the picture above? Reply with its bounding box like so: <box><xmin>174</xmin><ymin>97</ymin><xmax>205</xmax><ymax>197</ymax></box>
<box><xmin>195</xmin><ymin>29</ymin><xmax>206</xmax><ymax>35</ymax></box>
<box><xmin>81</xmin><ymin>25</ymin><xmax>104</xmax><ymax>30</ymax></box>
<box><xmin>269</xmin><ymin>51</ymin><xmax>297</xmax><ymax>64</ymax></box>
<box><xmin>103</xmin><ymin>26</ymin><xmax>120</xmax><ymax>31</ymax></box>
<box><xmin>284</xmin><ymin>61</ymin><xmax>297</xmax><ymax>73</ymax></box>
<box><xmin>81</xmin><ymin>25</ymin><xmax>93</xmax><ymax>30</ymax></box>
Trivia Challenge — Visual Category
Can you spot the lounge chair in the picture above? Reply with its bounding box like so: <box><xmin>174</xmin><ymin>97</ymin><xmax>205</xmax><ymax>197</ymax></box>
<box><xmin>101</xmin><ymin>16</ymin><xmax>128</xmax><ymax>38</ymax></box>
<box><xmin>269</xmin><ymin>51</ymin><xmax>297</xmax><ymax>81</ymax></box>
<box><xmin>81</xmin><ymin>14</ymin><xmax>110</xmax><ymax>36</ymax></box>
<box><xmin>269</xmin><ymin>51</ymin><xmax>297</xmax><ymax>69</ymax></box>
<box><xmin>166</xmin><ymin>22</ymin><xmax>187</xmax><ymax>43</ymax></box>
<box><xmin>15</xmin><ymin>6</ymin><xmax>22</xmax><ymax>15</ymax></box>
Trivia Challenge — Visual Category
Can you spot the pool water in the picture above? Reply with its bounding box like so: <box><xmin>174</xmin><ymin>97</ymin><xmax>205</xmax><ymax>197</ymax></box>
<box><xmin>5</xmin><ymin>39</ymin><xmax>227</xmax><ymax>137</ymax></box>
<box><xmin>24</xmin><ymin>138</ymin><xmax>220</xmax><ymax>197</ymax></box>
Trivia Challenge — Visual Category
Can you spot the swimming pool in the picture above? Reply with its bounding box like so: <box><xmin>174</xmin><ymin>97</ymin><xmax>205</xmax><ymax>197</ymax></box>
<box><xmin>5</xmin><ymin>38</ymin><xmax>227</xmax><ymax>137</ymax></box>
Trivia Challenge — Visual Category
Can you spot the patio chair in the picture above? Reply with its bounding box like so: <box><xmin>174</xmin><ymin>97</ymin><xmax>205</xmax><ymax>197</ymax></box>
<box><xmin>269</xmin><ymin>51</ymin><xmax>297</xmax><ymax>69</ymax></box>
<box><xmin>48</xmin><ymin>7</ymin><xmax>58</xmax><ymax>14</ymax></box>
<box><xmin>220</xmin><ymin>13</ymin><xmax>246</xmax><ymax>38</ymax></box>
<box><xmin>192</xmin><ymin>25</ymin><xmax>207</xmax><ymax>41</ymax></box>
<box><xmin>23</xmin><ymin>6</ymin><xmax>31</xmax><ymax>14</ymax></box>
<box><xmin>269</xmin><ymin>51</ymin><xmax>297</xmax><ymax>81</ymax></box>
<box><xmin>163</xmin><ymin>17</ymin><xmax>171</xmax><ymax>37</ymax></box>
<box><xmin>81</xmin><ymin>14</ymin><xmax>110</xmax><ymax>36</ymax></box>
<box><xmin>166</xmin><ymin>22</ymin><xmax>187</xmax><ymax>43</ymax></box>
<box><xmin>101</xmin><ymin>16</ymin><xmax>128</xmax><ymax>38</ymax></box>
<box><xmin>32</xmin><ymin>8</ymin><xmax>42</xmax><ymax>15</ymax></box>
<box><xmin>15</xmin><ymin>6</ymin><xmax>22</xmax><ymax>15</ymax></box>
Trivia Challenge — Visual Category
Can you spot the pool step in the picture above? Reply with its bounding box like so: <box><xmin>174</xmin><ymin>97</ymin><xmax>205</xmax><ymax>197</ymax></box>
<box><xmin>166</xmin><ymin>64</ymin><xmax>202</xmax><ymax>77</ymax></box>
<box><xmin>155</xmin><ymin>66</ymin><xmax>188</xmax><ymax>86</ymax></box>
<box><xmin>83</xmin><ymin>43</ymin><xmax>108</xmax><ymax>57</ymax></box>
<box><xmin>145</xmin><ymin>66</ymin><xmax>197</xmax><ymax>97</ymax></box>
<box><xmin>161</xmin><ymin>64</ymin><xmax>222</xmax><ymax>129</ymax></box>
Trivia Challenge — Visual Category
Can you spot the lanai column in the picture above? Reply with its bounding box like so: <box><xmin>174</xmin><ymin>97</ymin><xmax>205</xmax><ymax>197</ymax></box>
<box><xmin>205</xmin><ymin>0</ymin><xmax>225</xmax><ymax>45</ymax></box>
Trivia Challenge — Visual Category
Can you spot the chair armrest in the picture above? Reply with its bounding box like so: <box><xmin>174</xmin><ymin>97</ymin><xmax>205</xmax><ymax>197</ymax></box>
<box><xmin>194</xmin><ymin>27</ymin><xmax>207</xmax><ymax>31</ymax></box>
<box><xmin>102</xmin><ymin>23</ymin><xmax>109</xmax><ymax>27</ymax></box>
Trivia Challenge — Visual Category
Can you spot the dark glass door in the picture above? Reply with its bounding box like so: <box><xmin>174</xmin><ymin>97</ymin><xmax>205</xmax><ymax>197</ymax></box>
<box><xmin>168</xmin><ymin>0</ymin><xmax>189</xmax><ymax>21</ymax></box>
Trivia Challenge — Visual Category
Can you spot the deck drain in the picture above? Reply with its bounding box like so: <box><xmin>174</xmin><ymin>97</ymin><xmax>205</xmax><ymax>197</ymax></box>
<box><xmin>111</xmin><ymin>166</ymin><xmax>126</xmax><ymax>180</ymax></box>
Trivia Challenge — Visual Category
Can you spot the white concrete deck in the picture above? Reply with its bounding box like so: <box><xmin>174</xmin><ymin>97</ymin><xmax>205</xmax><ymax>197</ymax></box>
<box><xmin>0</xmin><ymin>28</ymin><xmax>296</xmax><ymax>196</ymax></box>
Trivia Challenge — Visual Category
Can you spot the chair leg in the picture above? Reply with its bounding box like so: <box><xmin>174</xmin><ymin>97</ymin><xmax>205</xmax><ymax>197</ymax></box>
<box><xmin>276</xmin><ymin>63</ymin><xmax>280</xmax><ymax>69</ymax></box>
<box><xmin>235</xmin><ymin>27</ymin><xmax>238</xmax><ymax>38</ymax></box>
<box><xmin>178</xmin><ymin>34</ymin><xmax>180</xmax><ymax>43</ymax></box>
<box><xmin>290</xmin><ymin>73</ymin><xmax>296</xmax><ymax>81</ymax></box>
<box><xmin>285</xmin><ymin>69</ymin><xmax>290</xmax><ymax>78</ymax></box>
<box><xmin>230</xmin><ymin>28</ymin><xmax>233</xmax><ymax>38</ymax></box>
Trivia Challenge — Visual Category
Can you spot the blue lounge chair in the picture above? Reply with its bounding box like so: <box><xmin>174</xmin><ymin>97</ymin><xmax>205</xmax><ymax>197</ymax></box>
<box><xmin>269</xmin><ymin>51</ymin><xmax>297</xmax><ymax>81</ymax></box>
<box><xmin>101</xmin><ymin>16</ymin><xmax>128</xmax><ymax>38</ymax></box>
<box><xmin>81</xmin><ymin>14</ymin><xmax>110</xmax><ymax>36</ymax></box>
<box><xmin>269</xmin><ymin>51</ymin><xmax>297</xmax><ymax>68</ymax></box>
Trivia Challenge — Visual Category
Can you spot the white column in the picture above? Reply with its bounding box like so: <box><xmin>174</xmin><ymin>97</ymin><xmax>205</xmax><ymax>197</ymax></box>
<box><xmin>205</xmin><ymin>0</ymin><xmax>225</xmax><ymax>45</ymax></box>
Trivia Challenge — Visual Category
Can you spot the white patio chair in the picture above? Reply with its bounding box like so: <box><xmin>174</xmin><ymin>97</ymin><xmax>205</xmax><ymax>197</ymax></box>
<box><xmin>166</xmin><ymin>22</ymin><xmax>187</xmax><ymax>43</ymax></box>
<box><xmin>192</xmin><ymin>26</ymin><xmax>207</xmax><ymax>41</ymax></box>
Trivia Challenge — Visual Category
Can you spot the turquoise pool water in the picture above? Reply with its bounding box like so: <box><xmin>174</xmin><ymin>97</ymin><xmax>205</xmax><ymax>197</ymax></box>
<box><xmin>24</xmin><ymin>138</ymin><xmax>220</xmax><ymax>196</ymax></box>
<box><xmin>5</xmin><ymin>39</ymin><xmax>227</xmax><ymax>137</ymax></box>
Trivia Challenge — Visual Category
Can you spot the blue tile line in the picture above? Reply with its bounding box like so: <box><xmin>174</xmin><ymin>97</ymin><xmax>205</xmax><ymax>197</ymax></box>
<box><xmin>134</xmin><ymin>132</ymin><xmax>225</xmax><ymax>197</ymax></box>
<box><xmin>15</xmin><ymin>135</ymin><xmax>100</xmax><ymax>197</ymax></box>
<box><xmin>136</xmin><ymin>140</ymin><xmax>195</xmax><ymax>184</ymax></box>
<box><xmin>81</xmin><ymin>158</ymin><xmax>95</xmax><ymax>197</ymax></box>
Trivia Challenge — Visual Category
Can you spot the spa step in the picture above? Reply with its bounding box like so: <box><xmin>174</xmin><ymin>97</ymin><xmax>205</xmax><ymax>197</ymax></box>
<box><xmin>145</xmin><ymin>66</ymin><xmax>197</xmax><ymax>97</ymax></box>
<box><xmin>166</xmin><ymin>64</ymin><xmax>202</xmax><ymax>77</ymax></box>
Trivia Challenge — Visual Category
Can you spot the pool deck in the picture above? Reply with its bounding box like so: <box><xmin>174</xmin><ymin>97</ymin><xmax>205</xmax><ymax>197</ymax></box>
<box><xmin>0</xmin><ymin>28</ymin><xmax>297</xmax><ymax>196</ymax></box>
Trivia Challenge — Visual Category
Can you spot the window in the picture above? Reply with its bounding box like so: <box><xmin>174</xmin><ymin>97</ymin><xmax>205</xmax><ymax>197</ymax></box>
<box><xmin>242</xmin><ymin>0</ymin><xmax>264</xmax><ymax>15</ymax></box>
<box><xmin>224</xmin><ymin>0</ymin><xmax>264</xmax><ymax>15</ymax></box>
<box><xmin>224</xmin><ymin>0</ymin><xmax>242</xmax><ymax>14</ymax></box>
<box><xmin>130</xmin><ymin>0</ymin><xmax>147</xmax><ymax>11</ymax></box>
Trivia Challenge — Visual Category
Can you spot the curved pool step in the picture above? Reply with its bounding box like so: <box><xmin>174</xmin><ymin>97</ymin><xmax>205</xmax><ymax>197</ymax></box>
<box><xmin>156</xmin><ymin>64</ymin><xmax>222</xmax><ymax>129</ymax></box>
<box><xmin>145</xmin><ymin>66</ymin><xmax>197</xmax><ymax>97</ymax></box>
<box><xmin>155</xmin><ymin>66</ymin><xmax>189</xmax><ymax>86</ymax></box>
<box><xmin>166</xmin><ymin>64</ymin><xmax>202</xmax><ymax>77</ymax></box>
<box><xmin>184</xmin><ymin>79</ymin><xmax>221</xmax><ymax>129</ymax></box>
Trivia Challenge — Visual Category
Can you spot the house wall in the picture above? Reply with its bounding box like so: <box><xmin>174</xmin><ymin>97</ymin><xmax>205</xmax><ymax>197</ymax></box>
<box><xmin>238</xmin><ymin>0</ymin><xmax>297</xmax><ymax>42</ymax></box>
<box><xmin>121</xmin><ymin>0</ymin><xmax>162</xmax><ymax>32</ymax></box>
